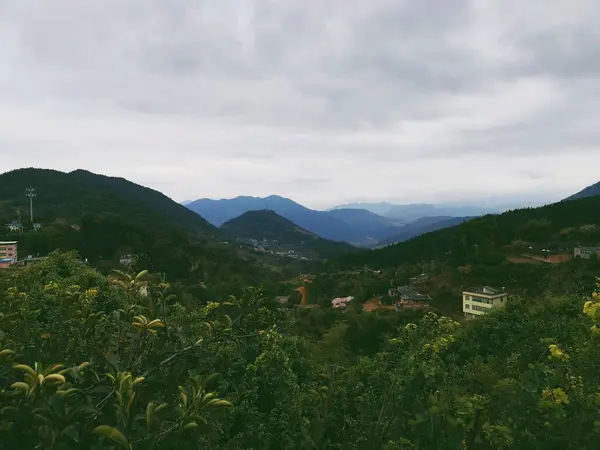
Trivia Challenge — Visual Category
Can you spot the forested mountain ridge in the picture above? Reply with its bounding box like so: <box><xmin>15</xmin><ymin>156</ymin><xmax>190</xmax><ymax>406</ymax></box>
<box><xmin>340</xmin><ymin>194</ymin><xmax>600</xmax><ymax>268</ymax></box>
<box><xmin>220</xmin><ymin>209</ymin><xmax>359</xmax><ymax>260</ymax></box>
<box><xmin>0</xmin><ymin>168</ymin><xmax>214</xmax><ymax>234</ymax></box>
<box><xmin>564</xmin><ymin>180</ymin><xmax>600</xmax><ymax>201</ymax></box>
<box><xmin>377</xmin><ymin>216</ymin><xmax>475</xmax><ymax>246</ymax></box>
<box><xmin>0</xmin><ymin>168</ymin><xmax>278</xmax><ymax>295</ymax></box>
<box><xmin>186</xmin><ymin>195</ymin><xmax>398</xmax><ymax>246</ymax></box>
<box><xmin>221</xmin><ymin>209</ymin><xmax>320</xmax><ymax>241</ymax></box>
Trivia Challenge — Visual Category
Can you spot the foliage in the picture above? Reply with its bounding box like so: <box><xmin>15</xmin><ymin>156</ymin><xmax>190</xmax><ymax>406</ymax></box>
<box><xmin>0</xmin><ymin>168</ymin><xmax>287</xmax><ymax>299</ymax></box>
<box><xmin>340</xmin><ymin>195</ymin><xmax>600</xmax><ymax>268</ymax></box>
<box><xmin>2</xmin><ymin>254</ymin><xmax>600</xmax><ymax>449</ymax></box>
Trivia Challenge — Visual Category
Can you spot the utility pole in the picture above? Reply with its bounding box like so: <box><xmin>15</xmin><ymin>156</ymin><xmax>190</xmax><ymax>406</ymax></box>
<box><xmin>474</xmin><ymin>244</ymin><xmax>479</xmax><ymax>255</ymax></box>
<box><xmin>25</xmin><ymin>187</ymin><xmax>36</xmax><ymax>223</ymax></box>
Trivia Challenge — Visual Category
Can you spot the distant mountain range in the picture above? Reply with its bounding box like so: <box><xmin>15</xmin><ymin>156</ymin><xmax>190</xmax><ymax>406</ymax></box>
<box><xmin>341</xmin><ymin>189</ymin><xmax>600</xmax><ymax>269</ymax></box>
<box><xmin>185</xmin><ymin>195</ymin><xmax>399</xmax><ymax>246</ymax></box>
<box><xmin>329</xmin><ymin>202</ymin><xmax>499</xmax><ymax>223</ymax></box>
<box><xmin>220</xmin><ymin>210</ymin><xmax>358</xmax><ymax>260</ymax></box>
<box><xmin>564</xmin><ymin>181</ymin><xmax>600</xmax><ymax>201</ymax></box>
<box><xmin>184</xmin><ymin>196</ymin><xmax>492</xmax><ymax>247</ymax></box>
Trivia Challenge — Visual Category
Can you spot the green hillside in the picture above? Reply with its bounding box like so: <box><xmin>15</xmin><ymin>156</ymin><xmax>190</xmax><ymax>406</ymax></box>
<box><xmin>340</xmin><ymin>195</ymin><xmax>600</xmax><ymax>268</ymax></box>
<box><xmin>220</xmin><ymin>209</ymin><xmax>360</xmax><ymax>260</ymax></box>
<box><xmin>0</xmin><ymin>168</ymin><xmax>280</xmax><ymax>296</ymax></box>
<box><xmin>2</xmin><ymin>251</ymin><xmax>600</xmax><ymax>449</ymax></box>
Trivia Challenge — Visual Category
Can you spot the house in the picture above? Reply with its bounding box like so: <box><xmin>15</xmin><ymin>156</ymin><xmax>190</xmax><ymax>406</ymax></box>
<box><xmin>391</xmin><ymin>285</ymin><xmax>431</xmax><ymax>301</ymax></box>
<box><xmin>5</xmin><ymin>221</ymin><xmax>22</xmax><ymax>233</ymax></box>
<box><xmin>16</xmin><ymin>255</ymin><xmax>48</xmax><ymax>267</ymax></box>
<box><xmin>119</xmin><ymin>254</ymin><xmax>134</xmax><ymax>265</ymax></box>
<box><xmin>574</xmin><ymin>246</ymin><xmax>600</xmax><ymax>259</ymax></box>
<box><xmin>331</xmin><ymin>296</ymin><xmax>353</xmax><ymax>308</ymax></box>
<box><xmin>462</xmin><ymin>286</ymin><xmax>508</xmax><ymax>319</ymax></box>
<box><xmin>0</xmin><ymin>241</ymin><xmax>18</xmax><ymax>269</ymax></box>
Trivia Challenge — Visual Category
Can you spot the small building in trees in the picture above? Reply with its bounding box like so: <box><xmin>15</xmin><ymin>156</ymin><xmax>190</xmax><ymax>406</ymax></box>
<box><xmin>574</xmin><ymin>246</ymin><xmax>600</xmax><ymax>259</ymax></box>
<box><xmin>0</xmin><ymin>241</ymin><xmax>18</xmax><ymax>269</ymax></box>
<box><xmin>388</xmin><ymin>285</ymin><xmax>431</xmax><ymax>309</ymax></box>
<box><xmin>331</xmin><ymin>296</ymin><xmax>353</xmax><ymax>309</ymax></box>
<box><xmin>462</xmin><ymin>286</ymin><xmax>508</xmax><ymax>319</ymax></box>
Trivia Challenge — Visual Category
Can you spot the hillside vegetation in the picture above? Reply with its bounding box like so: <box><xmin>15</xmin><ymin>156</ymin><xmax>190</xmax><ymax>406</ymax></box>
<box><xmin>221</xmin><ymin>210</ymin><xmax>359</xmax><ymax>260</ymax></box>
<box><xmin>1</xmin><ymin>252</ymin><xmax>600</xmax><ymax>449</ymax></box>
<box><xmin>0</xmin><ymin>168</ymin><xmax>281</xmax><ymax>298</ymax></box>
<box><xmin>341</xmin><ymin>195</ymin><xmax>600</xmax><ymax>268</ymax></box>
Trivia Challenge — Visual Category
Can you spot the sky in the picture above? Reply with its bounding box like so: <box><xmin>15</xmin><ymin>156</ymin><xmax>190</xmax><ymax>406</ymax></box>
<box><xmin>1</xmin><ymin>0</ymin><xmax>600</xmax><ymax>210</ymax></box>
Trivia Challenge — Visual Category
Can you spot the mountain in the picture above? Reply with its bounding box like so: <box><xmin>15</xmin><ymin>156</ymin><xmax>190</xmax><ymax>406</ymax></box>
<box><xmin>329</xmin><ymin>202</ymin><xmax>398</xmax><ymax>217</ymax></box>
<box><xmin>564</xmin><ymin>181</ymin><xmax>600</xmax><ymax>201</ymax></box>
<box><xmin>325</xmin><ymin>208</ymin><xmax>400</xmax><ymax>227</ymax></box>
<box><xmin>330</xmin><ymin>202</ymin><xmax>498</xmax><ymax>223</ymax></box>
<box><xmin>377</xmin><ymin>216</ymin><xmax>475</xmax><ymax>246</ymax></box>
<box><xmin>0</xmin><ymin>168</ymin><xmax>271</xmax><ymax>288</ymax></box>
<box><xmin>220</xmin><ymin>210</ymin><xmax>359</xmax><ymax>260</ymax></box>
<box><xmin>340</xmin><ymin>195</ymin><xmax>600</xmax><ymax>268</ymax></box>
<box><xmin>186</xmin><ymin>195</ymin><xmax>398</xmax><ymax>246</ymax></box>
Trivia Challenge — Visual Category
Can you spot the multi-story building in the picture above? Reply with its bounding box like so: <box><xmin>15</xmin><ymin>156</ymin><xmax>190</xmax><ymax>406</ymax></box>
<box><xmin>574</xmin><ymin>246</ymin><xmax>600</xmax><ymax>259</ymax></box>
<box><xmin>462</xmin><ymin>286</ymin><xmax>508</xmax><ymax>319</ymax></box>
<box><xmin>0</xmin><ymin>241</ymin><xmax>18</xmax><ymax>268</ymax></box>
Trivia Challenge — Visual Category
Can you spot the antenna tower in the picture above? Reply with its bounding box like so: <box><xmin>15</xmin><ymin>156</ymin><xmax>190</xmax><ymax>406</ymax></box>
<box><xmin>25</xmin><ymin>187</ymin><xmax>36</xmax><ymax>223</ymax></box>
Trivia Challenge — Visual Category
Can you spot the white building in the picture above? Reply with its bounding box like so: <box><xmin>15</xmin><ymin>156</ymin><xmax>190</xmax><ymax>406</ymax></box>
<box><xmin>462</xmin><ymin>286</ymin><xmax>508</xmax><ymax>319</ymax></box>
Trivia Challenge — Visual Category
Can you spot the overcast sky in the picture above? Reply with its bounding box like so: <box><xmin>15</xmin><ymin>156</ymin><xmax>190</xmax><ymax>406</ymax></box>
<box><xmin>1</xmin><ymin>0</ymin><xmax>600</xmax><ymax>209</ymax></box>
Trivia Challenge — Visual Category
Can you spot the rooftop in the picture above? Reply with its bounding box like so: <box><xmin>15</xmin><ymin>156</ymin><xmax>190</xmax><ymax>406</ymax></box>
<box><xmin>463</xmin><ymin>286</ymin><xmax>506</xmax><ymax>296</ymax></box>
<box><xmin>0</xmin><ymin>241</ymin><xmax>17</xmax><ymax>245</ymax></box>
<box><xmin>395</xmin><ymin>285</ymin><xmax>431</xmax><ymax>301</ymax></box>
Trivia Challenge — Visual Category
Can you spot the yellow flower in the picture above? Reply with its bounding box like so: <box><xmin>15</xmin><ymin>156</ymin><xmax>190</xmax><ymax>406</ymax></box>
<box><xmin>548</xmin><ymin>344</ymin><xmax>569</xmax><ymax>362</ymax></box>
<box><xmin>541</xmin><ymin>387</ymin><xmax>569</xmax><ymax>405</ymax></box>
<box><xmin>584</xmin><ymin>301</ymin><xmax>594</xmax><ymax>314</ymax></box>
<box><xmin>84</xmin><ymin>288</ymin><xmax>99</xmax><ymax>299</ymax></box>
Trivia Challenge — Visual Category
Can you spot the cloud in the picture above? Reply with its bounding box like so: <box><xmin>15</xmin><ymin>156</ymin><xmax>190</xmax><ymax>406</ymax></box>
<box><xmin>1</xmin><ymin>0</ymin><xmax>600</xmax><ymax>209</ymax></box>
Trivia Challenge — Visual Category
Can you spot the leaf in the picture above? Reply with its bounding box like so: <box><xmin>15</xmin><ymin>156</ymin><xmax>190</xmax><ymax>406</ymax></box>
<box><xmin>45</xmin><ymin>374</ymin><xmax>66</xmax><ymax>384</ymax></box>
<box><xmin>183</xmin><ymin>421</ymin><xmax>198</xmax><ymax>431</ymax></box>
<box><xmin>44</xmin><ymin>364</ymin><xmax>65</xmax><ymax>375</ymax></box>
<box><xmin>207</xmin><ymin>399</ymin><xmax>233</xmax><ymax>408</ymax></box>
<box><xmin>62</xmin><ymin>424</ymin><xmax>80</xmax><ymax>443</ymax></box>
<box><xmin>135</xmin><ymin>270</ymin><xmax>149</xmax><ymax>280</ymax></box>
<box><xmin>92</xmin><ymin>425</ymin><xmax>130</xmax><ymax>449</ymax></box>
<box><xmin>12</xmin><ymin>364</ymin><xmax>36</xmax><ymax>377</ymax></box>
<box><xmin>146</xmin><ymin>402</ymin><xmax>155</xmax><ymax>430</ymax></box>
<box><xmin>11</xmin><ymin>382</ymin><xmax>29</xmax><ymax>392</ymax></box>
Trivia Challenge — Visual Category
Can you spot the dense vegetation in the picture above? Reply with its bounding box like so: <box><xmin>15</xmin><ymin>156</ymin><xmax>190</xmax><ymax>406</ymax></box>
<box><xmin>340</xmin><ymin>195</ymin><xmax>600</xmax><ymax>268</ymax></box>
<box><xmin>220</xmin><ymin>210</ymin><xmax>359</xmax><ymax>260</ymax></box>
<box><xmin>0</xmin><ymin>169</ymin><xmax>288</xmax><ymax>300</ymax></box>
<box><xmin>1</xmin><ymin>253</ymin><xmax>600</xmax><ymax>449</ymax></box>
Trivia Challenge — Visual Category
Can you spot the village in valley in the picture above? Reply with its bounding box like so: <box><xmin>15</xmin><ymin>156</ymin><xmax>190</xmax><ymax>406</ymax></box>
<box><xmin>3</xmin><ymin>187</ymin><xmax>600</xmax><ymax>321</ymax></box>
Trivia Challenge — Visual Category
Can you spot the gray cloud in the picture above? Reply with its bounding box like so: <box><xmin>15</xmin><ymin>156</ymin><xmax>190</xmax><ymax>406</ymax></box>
<box><xmin>1</xmin><ymin>0</ymin><xmax>600</xmax><ymax>208</ymax></box>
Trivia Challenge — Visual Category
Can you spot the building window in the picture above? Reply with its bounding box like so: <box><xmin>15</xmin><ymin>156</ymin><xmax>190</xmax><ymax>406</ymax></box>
<box><xmin>464</xmin><ymin>304</ymin><xmax>470</xmax><ymax>309</ymax></box>
<box><xmin>471</xmin><ymin>305</ymin><xmax>489</xmax><ymax>312</ymax></box>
